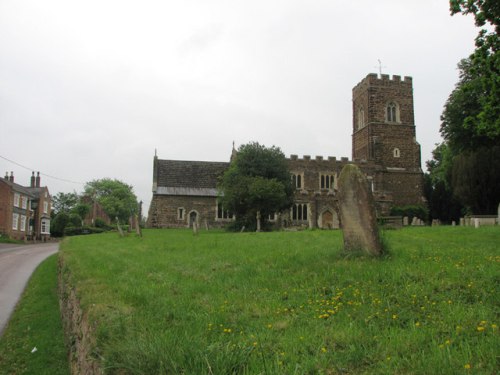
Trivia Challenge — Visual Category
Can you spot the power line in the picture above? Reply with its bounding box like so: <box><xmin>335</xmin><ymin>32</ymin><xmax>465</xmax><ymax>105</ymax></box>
<box><xmin>0</xmin><ymin>154</ymin><xmax>84</xmax><ymax>185</ymax></box>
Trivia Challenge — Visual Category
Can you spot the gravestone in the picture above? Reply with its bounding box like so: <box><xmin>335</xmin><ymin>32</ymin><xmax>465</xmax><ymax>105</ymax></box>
<box><xmin>193</xmin><ymin>221</ymin><xmax>199</xmax><ymax>236</ymax></box>
<box><xmin>403</xmin><ymin>216</ymin><xmax>409</xmax><ymax>226</ymax></box>
<box><xmin>474</xmin><ymin>218</ymin><xmax>480</xmax><ymax>229</ymax></box>
<box><xmin>452</xmin><ymin>221</ymin><xmax>456</xmax><ymax>226</ymax></box>
<box><xmin>411</xmin><ymin>217</ymin><xmax>418</xmax><ymax>226</ymax></box>
<box><xmin>337</xmin><ymin>164</ymin><xmax>383</xmax><ymax>256</ymax></box>
<box><xmin>460</xmin><ymin>218</ymin><xmax>465</xmax><ymax>226</ymax></box>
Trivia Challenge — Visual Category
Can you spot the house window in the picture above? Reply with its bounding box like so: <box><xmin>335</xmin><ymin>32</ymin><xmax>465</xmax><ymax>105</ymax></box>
<box><xmin>216</xmin><ymin>202</ymin><xmax>233</xmax><ymax>220</ymax></box>
<box><xmin>43</xmin><ymin>201</ymin><xmax>48</xmax><ymax>214</ymax></box>
<box><xmin>291</xmin><ymin>173</ymin><xmax>303</xmax><ymax>189</ymax></box>
<box><xmin>177</xmin><ymin>208</ymin><xmax>185</xmax><ymax>220</ymax></box>
<box><xmin>21</xmin><ymin>196</ymin><xmax>28</xmax><ymax>209</ymax></box>
<box><xmin>20</xmin><ymin>215</ymin><xmax>26</xmax><ymax>232</ymax></box>
<box><xmin>320</xmin><ymin>174</ymin><xmax>334</xmax><ymax>189</ymax></box>
<box><xmin>358</xmin><ymin>107</ymin><xmax>365</xmax><ymax>129</ymax></box>
<box><xmin>12</xmin><ymin>213</ymin><xmax>19</xmax><ymax>230</ymax></box>
<box><xmin>393</xmin><ymin>148</ymin><xmax>401</xmax><ymax>158</ymax></box>
<box><xmin>386</xmin><ymin>102</ymin><xmax>398</xmax><ymax>122</ymax></box>
<box><xmin>292</xmin><ymin>203</ymin><xmax>308</xmax><ymax>221</ymax></box>
<box><xmin>14</xmin><ymin>193</ymin><xmax>20</xmax><ymax>207</ymax></box>
<box><xmin>41</xmin><ymin>218</ymin><xmax>50</xmax><ymax>234</ymax></box>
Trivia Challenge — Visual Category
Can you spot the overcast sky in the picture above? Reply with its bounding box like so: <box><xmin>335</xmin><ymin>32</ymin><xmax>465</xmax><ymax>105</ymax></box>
<box><xmin>0</xmin><ymin>0</ymin><xmax>479</xmax><ymax>216</ymax></box>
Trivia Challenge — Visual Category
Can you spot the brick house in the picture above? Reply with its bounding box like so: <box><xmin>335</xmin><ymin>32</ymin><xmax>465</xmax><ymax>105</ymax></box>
<box><xmin>0</xmin><ymin>171</ymin><xmax>52</xmax><ymax>240</ymax></box>
<box><xmin>147</xmin><ymin>73</ymin><xmax>425</xmax><ymax>229</ymax></box>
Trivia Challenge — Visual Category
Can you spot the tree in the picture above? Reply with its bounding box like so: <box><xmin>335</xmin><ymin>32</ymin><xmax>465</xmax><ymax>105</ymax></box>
<box><xmin>84</xmin><ymin>179</ymin><xmax>138</xmax><ymax>224</ymax></box>
<box><xmin>451</xmin><ymin>146</ymin><xmax>500</xmax><ymax>214</ymax></box>
<box><xmin>72</xmin><ymin>203</ymin><xmax>91</xmax><ymax>225</ymax></box>
<box><xmin>218</xmin><ymin>142</ymin><xmax>294</xmax><ymax>231</ymax></box>
<box><xmin>426</xmin><ymin>2</ymin><xmax>500</xmax><ymax>217</ymax></box>
<box><xmin>51</xmin><ymin>192</ymin><xmax>79</xmax><ymax>215</ymax></box>
<box><xmin>448</xmin><ymin>0</ymin><xmax>500</xmax><ymax>142</ymax></box>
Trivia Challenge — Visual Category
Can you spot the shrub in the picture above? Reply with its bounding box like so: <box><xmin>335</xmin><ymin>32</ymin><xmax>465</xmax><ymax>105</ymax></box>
<box><xmin>51</xmin><ymin>212</ymin><xmax>70</xmax><ymax>237</ymax></box>
<box><xmin>94</xmin><ymin>218</ymin><xmax>113</xmax><ymax>231</ymax></box>
<box><xmin>64</xmin><ymin>226</ymin><xmax>105</xmax><ymax>236</ymax></box>
<box><xmin>68</xmin><ymin>213</ymin><xmax>82</xmax><ymax>228</ymax></box>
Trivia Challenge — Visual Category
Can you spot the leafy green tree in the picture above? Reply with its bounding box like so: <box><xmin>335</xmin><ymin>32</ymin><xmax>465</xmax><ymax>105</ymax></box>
<box><xmin>426</xmin><ymin>2</ymin><xmax>499</xmax><ymax>217</ymax></box>
<box><xmin>50</xmin><ymin>212</ymin><xmax>70</xmax><ymax>237</ymax></box>
<box><xmin>451</xmin><ymin>146</ymin><xmax>500</xmax><ymax>214</ymax></box>
<box><xmin>219</xmin><ymin>142</ymin><xmax>294</xmax><ymax>231</ymax></box>
<box><xmin>448</xmin><ymin>0</ymin><xmax>500</xmax><ymax>143</ymax></box>
<box><xmin>84</xmin><ymin>179</ymin><xmax>138</xmax><ymax>224</ymax></box>
<box><xmin>72</xmin><ymin>203</ymin><xmax>91</xmax><ymax>225</ymax></box>
<box><xmin>51</xmin><ymin>192</ymin><xmax>79</xmax><ymax>215</ymax></box>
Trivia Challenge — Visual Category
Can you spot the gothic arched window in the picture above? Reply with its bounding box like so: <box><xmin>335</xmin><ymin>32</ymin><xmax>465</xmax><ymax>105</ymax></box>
<box><xmin>386</xmin><ymin>102</ymin><xmax>398</xmax><ymax>122</ymax></box>
<box><xmin>358</xmin><ymin>107</ymin><xmax>365</xmax><ymax>129</ymax></box>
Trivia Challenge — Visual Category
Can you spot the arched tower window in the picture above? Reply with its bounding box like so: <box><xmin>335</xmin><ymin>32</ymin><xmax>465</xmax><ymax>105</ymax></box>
<box><xmin>358</xmin><ymin>107</ymin><xmax>365</xmax><ymax>129</ymax></box>
<box><xmin>393</xmin><ymin>148</ymin><xmax>401</xmax><ymax>158</ymax></box>
<box><xmin>386</xmin><ymin>102</ymin><xmax>399</xmax><ymax>122</ymax></box>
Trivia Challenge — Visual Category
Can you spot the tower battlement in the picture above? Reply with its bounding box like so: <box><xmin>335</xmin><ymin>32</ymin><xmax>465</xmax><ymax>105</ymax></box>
<box><xmin>353</xmin><ymin>73</ymin><xmax>412</xmax><ymax>94</ymax></box>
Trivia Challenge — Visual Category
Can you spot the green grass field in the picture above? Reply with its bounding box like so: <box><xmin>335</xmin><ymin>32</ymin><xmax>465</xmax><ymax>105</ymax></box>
<box><xmin>0</xmin><ymin>255</ymin><xmax>70</xmax><ymax>375</ymax></box>
<box><xmin>59</xmin><ymin>227</ymin><xmax>500</xmax><ymax>374</ymax></box>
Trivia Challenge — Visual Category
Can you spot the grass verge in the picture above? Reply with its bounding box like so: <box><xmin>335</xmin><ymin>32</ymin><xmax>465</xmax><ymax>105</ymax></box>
<box><xmin>0</xmin><ymin>255</ymin><xmax>69</xmax><ymax>375</ymax></box>
<box><xmin>60</xmin><ymin>227</ymin><xmax>499</xmax><ymax>374</ymax></box>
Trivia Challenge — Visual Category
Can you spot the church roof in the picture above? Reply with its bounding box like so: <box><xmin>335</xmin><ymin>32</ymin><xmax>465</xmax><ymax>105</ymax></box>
<box><xmin>155</xmin><ymin>159</ymin><xmax>229</xmax><ymax>196</ymax></box>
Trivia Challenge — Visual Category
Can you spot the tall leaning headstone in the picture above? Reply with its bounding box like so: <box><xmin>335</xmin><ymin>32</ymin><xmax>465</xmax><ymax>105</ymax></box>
<box><xmin>337</xmin><ymin>164</ymin><xmax>383</xmax><ymax>256</ymax></box>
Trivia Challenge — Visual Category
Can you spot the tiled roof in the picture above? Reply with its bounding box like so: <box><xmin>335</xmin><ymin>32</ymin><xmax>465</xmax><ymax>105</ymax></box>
<box><xmin>156</xmin><ymin>159</ymin><xmax>229</xmax><ymax>190</ymax></box>
<box><xmin>0</xmin><ymin>178</ymin><xmax>36</xmax><ymax>197</ymax></box>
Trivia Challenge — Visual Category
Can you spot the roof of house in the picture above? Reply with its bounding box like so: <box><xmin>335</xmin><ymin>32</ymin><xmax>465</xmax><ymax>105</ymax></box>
<box><xmin>155</xmin><ymin>159</ymin><xmax>229</xmax><ymax>196</ymax></box>
<box><xmin>0</xmin><ymin>178</ymin><xmax>36</xmax><ymax>197</ymax></box>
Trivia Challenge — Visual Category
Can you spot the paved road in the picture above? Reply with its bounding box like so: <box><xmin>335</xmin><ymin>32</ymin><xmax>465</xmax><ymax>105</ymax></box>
<box><xmin>0</xmin><ymin>243</ymin><xmax>59</xmax><ymax>335</ymax></box>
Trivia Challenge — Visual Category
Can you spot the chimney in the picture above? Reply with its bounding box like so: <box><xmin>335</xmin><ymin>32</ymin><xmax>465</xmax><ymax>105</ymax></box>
<box><xmin>4</xmin><ymin>172</ymin><xmax>8</xmax><ymax>180</ymax></box>
<box><xmin>30</xmin><ymin>171</ymin><xmax>36</xmax><ymax>187</ymax></box>
<box><xmin>36</xmin><ymin>171</ymin><xmax>41</xmax><ymax>188</ymax></box>
<box><xmin>9</xmin><ymin>172</ymin><xmax>14</xmax><ymax>183</ymax></box>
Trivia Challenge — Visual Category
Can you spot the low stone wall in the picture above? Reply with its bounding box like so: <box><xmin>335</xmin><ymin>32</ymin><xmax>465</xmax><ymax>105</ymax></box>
<box><xmin>58</xmin><ymin>256</ymin><xmax>103</xmax><ymax>375</ymax></box>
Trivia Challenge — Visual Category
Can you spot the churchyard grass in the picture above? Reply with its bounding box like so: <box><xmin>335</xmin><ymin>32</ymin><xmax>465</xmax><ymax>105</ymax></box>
<box><xmin>0</xmin><ymin>255</ymin><xmax>70</xmax><ymax>375</ymax></box>
<box><xmin>60</xmin><ymin>227</ymin><xmax>499</xmax><ymax>374</ymax></box>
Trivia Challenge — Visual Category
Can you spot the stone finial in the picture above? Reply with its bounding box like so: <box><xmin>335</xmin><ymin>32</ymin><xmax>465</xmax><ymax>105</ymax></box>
<box><xmin>337</xmin><ymin>164</ymin><xmax>383</xmax><ymax>256</ymax></box>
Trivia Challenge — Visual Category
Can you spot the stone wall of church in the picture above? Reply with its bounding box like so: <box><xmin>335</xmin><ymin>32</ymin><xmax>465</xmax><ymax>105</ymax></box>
<box><xmin>147</xmin><ymin>195</ymin><xmax>230</xmax><ymax>229</ymax></box>
<box><xmin>380</xmin><ymin>170</ymin><xmax>425</xmax><ymax>207</ymax></box>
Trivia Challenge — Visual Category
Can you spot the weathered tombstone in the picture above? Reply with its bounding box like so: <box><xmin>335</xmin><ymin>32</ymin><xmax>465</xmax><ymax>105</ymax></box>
<box><xmin>135</xmin><ymin>214</ymin><xmax>142</xmax><ymax>237</ymax></box>
<box><xmin>116</xmin><ymin>217</ymin><xmax>124</xmax><ymax>237</ymax></box>
<box><xmin>460</xmin><ymin>218</ymin><xmax>465</xmax><ymax>226</ymax></box>
<box><xmin>240</xmin><ymin>225</ymin><xmax>246</xmax><ymax>233</ymax></box>
<box><xmin>403</xmin><ymin>216</ymin><xmax>409</xmax><ymax>226</ymax></box>
<box><xmin>411</xmin><ymin>217</ymin><xmax>418</xmax><ymax>226</ymax></box>
<box><xmin>337</xmin><ymin>164</ymin><xmax>383</xmax><ymax>256</ymax></box>
<box><xmin>193</xmin><ymin>221</ymin><xmax>199</xmax><ymax>236</ymax></box>
<box><xmin>474</xmin><ymin>218</ymin><xmax>480</xmax><ymax>228</ymax></box>
<box><xmin>432</xmin><ymin>219</ymin><xmax>437</xmax><ymax>227</ymax></box>
<box><xmin>452</xmin><ymin>221</ymin><xmax>456</xmax><ymax>226</ymax></box>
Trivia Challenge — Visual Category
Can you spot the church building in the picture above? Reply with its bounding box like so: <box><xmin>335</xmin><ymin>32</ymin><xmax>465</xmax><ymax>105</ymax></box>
<box><xmin>147</xmin><ymin>73</ymin><xmax>425</xmax><ymax>229</ymax></box>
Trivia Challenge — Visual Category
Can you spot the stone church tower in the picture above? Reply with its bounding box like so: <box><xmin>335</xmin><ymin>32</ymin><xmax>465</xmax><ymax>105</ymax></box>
<box><xmin>352</xmin><ymin>73</ymin><xmax>423</xmax><ymax>206</ymax></box>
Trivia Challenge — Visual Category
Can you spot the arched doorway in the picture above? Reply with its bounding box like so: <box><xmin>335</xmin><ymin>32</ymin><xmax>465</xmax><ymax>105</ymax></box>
<box><xmin>318</xmin><ymin>209</ymin><xmax>340</xmax><ymax>229</ymax></box>
<box><xmin>188</xmin><ymin>210</ymin><xmax>199</xmax><ymax>228</ymax></box>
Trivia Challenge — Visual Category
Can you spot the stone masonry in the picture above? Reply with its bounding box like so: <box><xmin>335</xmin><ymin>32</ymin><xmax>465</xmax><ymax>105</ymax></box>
<box><xmin>147</xmin><ymin>73</ymin><xmax>426</xmax><ymax>229</ymax></box>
